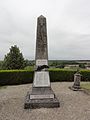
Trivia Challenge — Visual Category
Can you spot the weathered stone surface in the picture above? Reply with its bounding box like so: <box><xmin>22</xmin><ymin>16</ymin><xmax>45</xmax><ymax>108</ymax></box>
<box><xmin>69</xmin><ymin>72</ymin><xmax>82</xmax><ymax>91</ymax></box>
<box><xmin>24</xmin><ymin>15</ymin><xmax>60</xmax><ymax>109</ymax></box>
<box><xmin>30</xmin><ymin>87</ymin><xmax>54</xmax><ymax>99</ymax></box>
<box><xmin>24</xmin><ymin>87</ymin><xmax>59</xmax><ymax>108</ymax></box>
<box><xmin>30</xmin><ymin>94</ymin><xmax>54</xmax><ymax>99</ymax></box>
<box><xmin>35</xmin><ymin>15</ymin><xmax>48</xmax><ymax>60</ymax></box>
<box><xmin>30</xmin><ymin>89</ymin><xmax>54</xmax><ymax>100</ymax></box>
<box><xmin>33</xmin><ymin>71</ymin><xmax>50</xmax><ymax>87</ymax></box>
<box><xmin>24</xmin><ymin>97</ymin><xmax>60</xmax><ymax>109</ymax></box>
<box><xmin>73</xmin><ymin>73</ymin><xmax>81</xmax><ymax>89</ymax></box>
<box><xmin>24</xmin><ymin>88</ymin><xmax>59</xmax><ymax>109</ymax></box>
<box><xmin>36</xmin><ymin>59</ymin><xmax>48</xmax><ymax>66</ymax></box>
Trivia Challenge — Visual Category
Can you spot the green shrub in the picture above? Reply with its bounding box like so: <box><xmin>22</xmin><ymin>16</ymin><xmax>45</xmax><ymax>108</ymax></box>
<box><xmin>0</xmin><ymin>69</ymin><xmax>90</xmax><ymax>86</ymax></box>
<box><xmin>49</xmin><ymin>69</ymin><xmax>76</xmax><ymax>82</ymax></box>
<box><xmin>80</xmin><ymin>70</ymin><xmax>90</xmax><ymax>81</ymax></box>
<box><xmin>24</xmin><ymin>66</ymin><xmax>34</xmax><ymax>70</ymax></box>
<box><xmin>0</xmin><ymin>70</ymin><xmax>34</xmax><ymax>85</ymax></box>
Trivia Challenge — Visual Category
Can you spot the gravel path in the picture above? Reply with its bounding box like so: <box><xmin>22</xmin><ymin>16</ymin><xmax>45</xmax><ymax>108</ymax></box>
<box><xmin>0</xmin><ymin>82</ymin><xmax>90</xmax><ymax>120</ymax></box>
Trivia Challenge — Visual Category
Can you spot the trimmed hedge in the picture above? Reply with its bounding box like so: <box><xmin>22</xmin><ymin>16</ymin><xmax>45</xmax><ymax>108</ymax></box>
<box><xmin>80</xmin><ymin>70</ymin><xmax>90</xmax><ymax>81</ymax></box>
<box><xmin>0</xmin><ymin>69</ymin><xmax>90</xmax><ymax>86</ymax></box>
<box><xmin>0</xmin><ymin>70</ymin><xmax>34</xmax><ymax>85</ymax></box>
<box><xmin>49</xmin><ymin>69</ymin><xmax>76</xmax><ymax>82</ymax></box>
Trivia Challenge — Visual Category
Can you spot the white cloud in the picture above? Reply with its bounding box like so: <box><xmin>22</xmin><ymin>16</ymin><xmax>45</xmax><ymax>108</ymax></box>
<box><xmin>0</xmin><ymin>0</ymin><xmax>90</xmax><ymax>60</ymax></box>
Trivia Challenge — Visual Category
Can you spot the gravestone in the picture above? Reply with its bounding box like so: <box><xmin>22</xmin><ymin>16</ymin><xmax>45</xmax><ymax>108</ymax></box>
<box><xmin>69</xmin><ymin>72</ymin><xmax>81</xmax><ymax>91</ymax></box>
<box><xmin>72</xmin><ymin>72</ymin><xmax>81</xmax><ymax>90</ymax></box>
<box><xmin>24</xmin><ymin>15</ymin><xmax>60</xmax><ymax>109</ymax></box>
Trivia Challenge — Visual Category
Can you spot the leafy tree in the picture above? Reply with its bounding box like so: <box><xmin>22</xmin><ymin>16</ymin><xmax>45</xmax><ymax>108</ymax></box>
<box><xmin>56</xmin><ymin>64</ymin><xmax>65</xmax><ymax>68</ymax></box>
<box><xmin>0</xmin><ymin>61</ymin><xmax>3</xmax><ymax>70</ymax></box>
<box><xmin>79</xmin><ymin>63</ymin><xmax>85</xmax><ymax>68</ymax></box>
<box><xmin>49</xmin><ymin>61</ymin><xmax>58</xmax><ymax>66</ymax></box>
<box><xmin>24</xmin><ymin>59</ymin><xmax>35</xmax><ymax>66</ymax></box>
<box><xmin>3</xmin><ymin>45</ymin><xmax>25</xmax><ymax>69</ymax></box>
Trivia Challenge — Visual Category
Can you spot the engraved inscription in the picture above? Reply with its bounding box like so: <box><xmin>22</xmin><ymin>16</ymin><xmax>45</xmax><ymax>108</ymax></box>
<box><xmin>30</xmin><ymin>94</ymin><xmax>54</xmax><ymax>99</ymax></box>
<box><xmin>36</xmin><ymin>59</ymin><xmax>48</xmax><ymax>66</ymax></box>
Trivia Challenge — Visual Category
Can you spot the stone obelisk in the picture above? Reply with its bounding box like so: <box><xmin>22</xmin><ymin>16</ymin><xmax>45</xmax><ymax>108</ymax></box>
<box><xmin>24</xmin><ymin>15</ymin><xmax>60</xmax><ymax>109</ymax></box>
<box><xmin>36</xmin><ymin>15</ymin><xmax>48</xmax><ymax>60</ymax></box>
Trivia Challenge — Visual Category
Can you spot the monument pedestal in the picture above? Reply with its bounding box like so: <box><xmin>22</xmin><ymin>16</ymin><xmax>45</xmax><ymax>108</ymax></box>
<box><xmin>24</xmin><ymin>71</ymin><xmax>60</xmax><ymax>109</ymax></box>
<box><xmin>24</xmin><ymin>87</ymin><xmax>59</xmax><ymax>109</ymax></box>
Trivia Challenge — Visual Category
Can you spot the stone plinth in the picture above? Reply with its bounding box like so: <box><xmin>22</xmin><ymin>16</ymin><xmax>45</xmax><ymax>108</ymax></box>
<box><xmin>24</xmin><ymin>73</ymin><xmax>60</xmax><ymax>108</ymax></box>
<box><xmin>24</xmin><ymin>96</ymin><xmax>59</xmax><ymax>109</ymax></box>
<box><xmin>24</xmin><ymin>87</ymin><xmax>59</xmax><ymax>109</ymax></box>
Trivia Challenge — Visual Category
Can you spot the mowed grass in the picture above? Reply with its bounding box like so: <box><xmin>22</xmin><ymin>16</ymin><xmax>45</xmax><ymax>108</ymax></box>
<box><xmin>81</xmin><ymin>82</ymin><xmax>90</xmax><ymax>90</ymax></box>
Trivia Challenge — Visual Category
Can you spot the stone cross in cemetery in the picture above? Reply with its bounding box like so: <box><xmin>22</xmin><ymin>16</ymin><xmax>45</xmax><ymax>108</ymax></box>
<box><xmin>24</xmin><ymin>15</ymin><xmax>60</xmax><ymax>109</ymax></box>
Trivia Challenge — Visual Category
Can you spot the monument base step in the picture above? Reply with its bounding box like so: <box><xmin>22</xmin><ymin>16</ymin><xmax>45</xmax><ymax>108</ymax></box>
<box><xmin>24</xmin><ymin>87</ymin><xmax>60</xmax><ymax>109</ymax></box>
<box><xmin>69</xmin><ymin>86</ymin><xmax>81</xmax><ymax>91</ymax></box>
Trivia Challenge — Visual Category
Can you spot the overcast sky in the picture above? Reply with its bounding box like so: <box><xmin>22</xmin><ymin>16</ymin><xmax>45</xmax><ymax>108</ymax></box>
<box><xmin>0</xmin><ymin>0</ymin><xmax>90</xmax><ymax>60</ymax></box>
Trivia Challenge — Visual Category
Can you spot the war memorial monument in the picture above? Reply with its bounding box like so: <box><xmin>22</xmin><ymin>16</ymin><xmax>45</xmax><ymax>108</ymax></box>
<box><xmin>24</xmin><ymin>15</ymin><xmax>60</xmax><ymax>108</ymax></box>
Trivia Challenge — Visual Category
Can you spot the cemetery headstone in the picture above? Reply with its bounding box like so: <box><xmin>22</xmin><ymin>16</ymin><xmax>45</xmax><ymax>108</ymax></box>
<box><xmin>69</xmin><ymin>72</ymin><xmax>81</xmax><ymax>91</ymax></box>
<box><xmin>73</xmin><ymin>72</ymin><xmax>81</xmax><ymax>89</ymax></box>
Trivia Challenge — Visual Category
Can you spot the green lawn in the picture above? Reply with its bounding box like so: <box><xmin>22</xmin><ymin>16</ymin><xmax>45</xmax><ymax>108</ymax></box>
<box><xmin>81</xmin><ymin>82</ymin><xmax>90</xmax><ymax>90</ymax></box>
